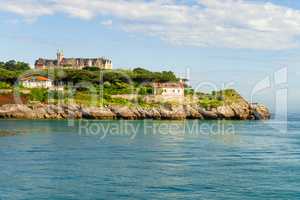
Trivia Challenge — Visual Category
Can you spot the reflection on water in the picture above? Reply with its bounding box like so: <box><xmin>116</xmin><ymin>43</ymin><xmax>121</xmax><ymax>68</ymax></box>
<box><xmin>0</xmin><ymin>119</ymin><xmax>300</xmax><ymax>199</ymax></box>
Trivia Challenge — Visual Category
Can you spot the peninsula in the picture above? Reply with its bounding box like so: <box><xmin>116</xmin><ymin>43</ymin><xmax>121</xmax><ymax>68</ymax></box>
<box><xmin>0</xmin><ymin>57</ymin><xmax>270</xmax><ymax>120</ymax></box>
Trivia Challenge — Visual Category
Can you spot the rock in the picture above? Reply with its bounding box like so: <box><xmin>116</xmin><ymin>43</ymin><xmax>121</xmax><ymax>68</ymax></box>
<box><xmin>184</xmin><ymin>105</ymin><xmax>203</xmax><ymax>119</ymax></box>
<box><xmin>143</xmin><ymin>107</ymin><xmax>161</xmax><ymax>119</ymax></box>
<box><xmin>0</xmin><ymin>104</ymin><xmax>35</xmax><ymax>119</ymax></box>
<box><xmin>62</xmin><ymin>104</ymin><xmax>80</xmax><ymax>112</ymax></box>
<box><xmin>198</xmin><ymin>108</ymin><xmax>219</xmax><ymax>119</ymax></box>
<box><xmin>216</xmin><ymin>105</ymin><xmax>235</xmax><ymax>119</ymax></box>
<box><xmin>0</xmin><ymin>101</ymin><xmax>270</xmax><ymax>121</ymax></box>
<box><xmin>81</xmin><ymin>106</ymin><xmax>116</xmax><ymax>119</ymax></box>
<box><xmin>28</xmin><ymin>103</ymin><xmax>48</xmax><ymax>119</ymax></box>
<box><xmin>109</xmin><ymin>105</ymin><xmax>137</xmax><ymax>119</ymax></box>
<box><xmin>34</xmin><ymin>107</ymin><xmax>48</xmax><ymax>119</ymax></box>
<box><xmin>230</xmin><ymin>102</ymin><xmax>251</xmax><ymax>120</ymax></box>
<box><xmin>158</xmin><ymin>105</ymin><xmax>186</xmax><ymax>120</ymax></box>
<box><xmin>250</xmin><ymin>104</ymin><xmax>271</xmax><ymax>120</ymax></box>
<box><xmin>130</xmin><ymin>107</ymin><xmax>143</xmax><ymax>118</ymax></box>
<box><xmin>48</xmin><ymin>105</ymin><xmax>66</xmax><ymax>119</ymax></box>
<box><xmin>134</xmin><ymin>106</ymin><xmax>148</xmax><ymax>118</ymax></box>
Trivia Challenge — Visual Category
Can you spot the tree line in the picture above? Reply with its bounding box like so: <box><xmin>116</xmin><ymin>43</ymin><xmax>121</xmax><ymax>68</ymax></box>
<box><xmin>0</xmin><ymin>60</ymin><xmax>179</xmax><ymax>91</ymax></box>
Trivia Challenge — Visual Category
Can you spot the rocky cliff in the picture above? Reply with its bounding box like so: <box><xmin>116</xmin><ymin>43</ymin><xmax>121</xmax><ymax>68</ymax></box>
<box><xmin>0</xmin><ymin>102</ymin><xmax>270</xmax><ymax>120</ymax></box>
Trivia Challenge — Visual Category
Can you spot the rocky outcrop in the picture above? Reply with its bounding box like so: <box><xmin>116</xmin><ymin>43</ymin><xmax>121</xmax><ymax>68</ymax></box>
<box><xmin>198</xmin><ymin>108</ymin><xmax>218</xmax><ymax>119</ymax></box>
<box><xmin>184</xmin><ymin>105</ymin><xmax>204</xmax><ymax>119</ymax></box>
<box><xmin>216</xmin><ymin>105</ymin><xmax>235</xmax><ymax>119</ymax></box>
<box><xmin>109</xmin><ymin>105</ymin><xmax>138</xmax><ymax>120</ymax></box>
<box><xmin>0</xmin><ymin>102</ymin><xmax>270</xmax><ymax>120</ymax></box>
<box><xmin>250</xmin><ymin>104</ymin><xmax>271</xmax><ymax>120</ymax></box>
<box><xmin>0</xmin><ymin>104</ymin><xmax>35</xmax><ymax>119</ymax></box>
<box><xmin>81</xmin><ymin>106</ymin><xmax>115</xmax><ymax>119</ymax></box>
<box><xmin>158</xmin><ymin>105</ymin><xmax>186</xmax><ymax>120</ymax></box>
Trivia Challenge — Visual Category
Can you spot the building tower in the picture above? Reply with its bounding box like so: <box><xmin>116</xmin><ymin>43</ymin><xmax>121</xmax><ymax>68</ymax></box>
<box><xmin>57</xmin><ymin>49</ymin><xmax>64</xmax><ymax>66</ymax></box>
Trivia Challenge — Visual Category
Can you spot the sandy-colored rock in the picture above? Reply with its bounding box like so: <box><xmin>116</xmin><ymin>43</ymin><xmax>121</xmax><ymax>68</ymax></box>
<box><xmin>81</xmin><ymin>106</ymin><xmax>116</xmax><ymax>119</ymax></box>
<box><xmin>109</xmin><ymin>105</ymin><xmax>137</xmax><ymax>119</ymax></box>
<box><xmin>250</xmin><ymin>104</ymin><xmax>271</xmax><ymax>120</ymax></box>
<box><xmin>0</xmin><ymin>101</ymin><xmax>270</xmax><ymax>121</ymax></box>
<box><xmin>216</xmin><ymin>105</ymin><xmax>235</xmax><ymax>119</ymax></box>
<box><xmin>158</xmin><ymin>105</ymin><xmax>186</xmax><ymax>120</ymax></box>
<box><xmin>0</xmin><ymin>104</ymin><xmax>35</xmax><ymax>119</ymax></box>
<box><xmin>143</xmin><ymin>107</ymin><xmax>161</xmax><ymax>119</ymax></box>
<box><xmin>184</xmin><ymin>105</ymin><xmax>203</xmax><ymax>119</ymax></box>
<box><xmin>198</xmin><ymin>108</ymin><xmax>219</xmax><ymax>119</ymax></box>
<box><xmin>230</xmin><ymin>102</ymin><xmax>250</xmax><ymax>120</ymax></box>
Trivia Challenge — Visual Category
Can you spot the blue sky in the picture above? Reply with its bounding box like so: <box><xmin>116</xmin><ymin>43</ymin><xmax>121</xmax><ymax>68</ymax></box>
<box><xmin>0</xmin><ymin>0</ymin><xmax>300</xmax><ymax>112</ymax></box>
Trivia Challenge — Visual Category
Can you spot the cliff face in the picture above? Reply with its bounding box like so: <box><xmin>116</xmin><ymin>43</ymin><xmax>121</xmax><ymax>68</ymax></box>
<box><xmin>0</xmin><ymin>102</ymin><xmax>270</xmax><ymax>120</ymax></box>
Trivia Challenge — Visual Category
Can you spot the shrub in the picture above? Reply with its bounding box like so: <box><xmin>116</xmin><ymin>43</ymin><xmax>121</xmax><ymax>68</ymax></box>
<box><xmin>30</xmin><ymin>88</ymin><xmax>48</xmax><ymax>102</ymax></box>
<box><xmin>0</xmin><ymin>82</ymin><xmax>11</xmax><ymax>89</ymax></box>
<box><xmin>1</xmin><ymin>60</ymin><xmax>30</xmax><ymax>71</ymax></box>
<box><xmin>83</xmin><ymin>66</ymin><xmax>101</xmax><ymax>71</ymax></box>
<box><xmin>199</xmin><ymin>97</ymin><xmax>223</xmax><ymax>109</ymax></box>
<box><xmin>138</xmin><ymin>86</ymin><xmax>153</xmax><ymax>95</ymax></box>
<box><xmin>110</xmin><ymin>97</ymin><xmax>130</xmax><ymax>105</ymax></box>
<box><xmin>103</xmin><ymin>81</ymin><xmax>111</xmax><ymax>88</ymax></box>
<box><xmin>185</xmin><ymin>88</ymin><xmax>194</xmax><ymax>95</ymax></box>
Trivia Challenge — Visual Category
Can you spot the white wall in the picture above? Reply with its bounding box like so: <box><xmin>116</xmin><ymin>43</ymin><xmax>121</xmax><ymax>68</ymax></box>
<box><xmin>22</xmin><ymin>80</ymin><xmax>53</xmax><ymax>89</ymax></box>
<box><xmin>155</xmin><ymin>87</ymin><xmax>184</xmax><ymax>97</ymax></box>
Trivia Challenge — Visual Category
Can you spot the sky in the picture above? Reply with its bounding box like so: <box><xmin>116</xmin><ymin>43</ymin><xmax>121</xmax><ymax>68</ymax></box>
<box><xmin>0</xmin><ymin>0</ymin><xmax>300</xmax><ymax>113</ymax></box>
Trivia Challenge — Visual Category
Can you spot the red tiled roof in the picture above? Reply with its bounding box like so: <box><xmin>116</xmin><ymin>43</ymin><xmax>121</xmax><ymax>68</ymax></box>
<box><xmin>21</xmin><ymin>76</ymin><xmax>50</xmax><ymax>81</ymax></box>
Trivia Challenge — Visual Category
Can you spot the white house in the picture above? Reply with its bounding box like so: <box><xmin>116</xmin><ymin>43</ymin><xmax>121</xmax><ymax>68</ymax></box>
<box><xmin>20</xmin><ymin>75</ymin><xmax>53</xmax><ymax>89</ymax></box>
<box><xmin>152</xmin><ymin>82</ymin><xmax>185</xmax><ymax>97</ymax></box>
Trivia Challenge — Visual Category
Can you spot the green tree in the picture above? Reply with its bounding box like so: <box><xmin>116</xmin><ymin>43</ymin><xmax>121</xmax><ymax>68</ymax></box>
<box><xmin>2</xmin><ymin>60</ymin><xmax>30</xmax><ymax>71</ymax></box>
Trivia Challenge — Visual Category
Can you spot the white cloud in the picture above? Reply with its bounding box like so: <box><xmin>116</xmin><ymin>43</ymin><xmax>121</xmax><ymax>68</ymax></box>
<box><xmin>1</xmin><ymin>0</ymin><xmax>300</xmax><ymax>50</ymax></box>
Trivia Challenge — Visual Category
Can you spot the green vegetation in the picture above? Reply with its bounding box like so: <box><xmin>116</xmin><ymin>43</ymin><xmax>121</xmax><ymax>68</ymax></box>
<box><xmin>138</xmin><ymin>86</ymin><xmax>153</xmax><ymax>95</ymax></box>
<box><xmin>29</xmin><ymin>88</ymin><xmax>48</xmax><ymax>102</ymax></box>
<box><xmin>184</xmin><ymin>87</ymin><xmax>194</xmax><ymax>96</ymax></box>
<box><xmin>0</xmin><ymin>60</ymin><xmax>31</xmax><ymax>84</ymax></box>
<box><xmin>0</xmin><ymin>82</ymin><xmax>11</xmax><ymax>89</ymax></box>
<box><xmin>54</xmin><ymin>67</ymin><xmax>178</xmax><ymax>85</ymax></box>
<box><xmin>0</xmin><ymin>59</ymin><xmax>246</xmax><ymax>109</ymax></box>
<box><xmin>0</xmin><ymin>68</ymin><xmax>18</xmax><ymax>84</ymax></box>
<box><xmin>215</xmin><ymin>89</ymin><xmax>242</xmax><ymax>104</ymax></box>
<box><xmin>198</xmin><ymin>89</ymin><xmax>244</xmax><ymax>109</ymax></box>
<box><xmin>199</xmin><ymin>97</ymin><xmax>224</xmax><ymax>109</ymax></box>
<box><xmin>0</xmin><ymin>60</ymin><xmax>30</xmax><ymax>71</ymax></box>
<box><xmin>48</xmin><ymin>67</ymin><xmax>179</xmax><ymax>96</ymax></box>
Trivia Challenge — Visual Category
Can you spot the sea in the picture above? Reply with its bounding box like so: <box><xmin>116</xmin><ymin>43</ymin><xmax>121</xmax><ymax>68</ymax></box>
<box><xmin>0</xmin><ymin>115</ymin><xmax>299</xmax><ymax>199</ymax></box>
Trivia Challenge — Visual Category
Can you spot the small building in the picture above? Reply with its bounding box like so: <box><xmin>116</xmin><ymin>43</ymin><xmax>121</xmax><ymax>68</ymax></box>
<box><xmin>152</xmin><ymin>82</ymin><xmax>185</xmax><ymax>97</ymax></box>
<box><xmin>20</xmin><ymin>75</ymin><xmax>53</xmax><ymax>89</ymax></box>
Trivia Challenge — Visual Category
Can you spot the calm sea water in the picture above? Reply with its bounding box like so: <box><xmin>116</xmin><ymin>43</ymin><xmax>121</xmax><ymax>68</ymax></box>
<box><xmin>0</xmin><ymin>116</ymin><xmax>300</xmax><ymax>199</ymax></box>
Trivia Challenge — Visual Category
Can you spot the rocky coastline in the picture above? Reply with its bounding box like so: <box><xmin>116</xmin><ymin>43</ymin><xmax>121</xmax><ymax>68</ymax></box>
<box><xmin>0</xmin><ymin>102</ymin><xmax>270</xmax><ymax>120</ymax></box>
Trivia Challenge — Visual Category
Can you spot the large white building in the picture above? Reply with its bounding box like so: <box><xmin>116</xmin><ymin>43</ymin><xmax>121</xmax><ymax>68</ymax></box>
<box><xmin>20</xmin><ymin>75</ymin><xmax>53</xmax><ymax>89</ymax></box>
